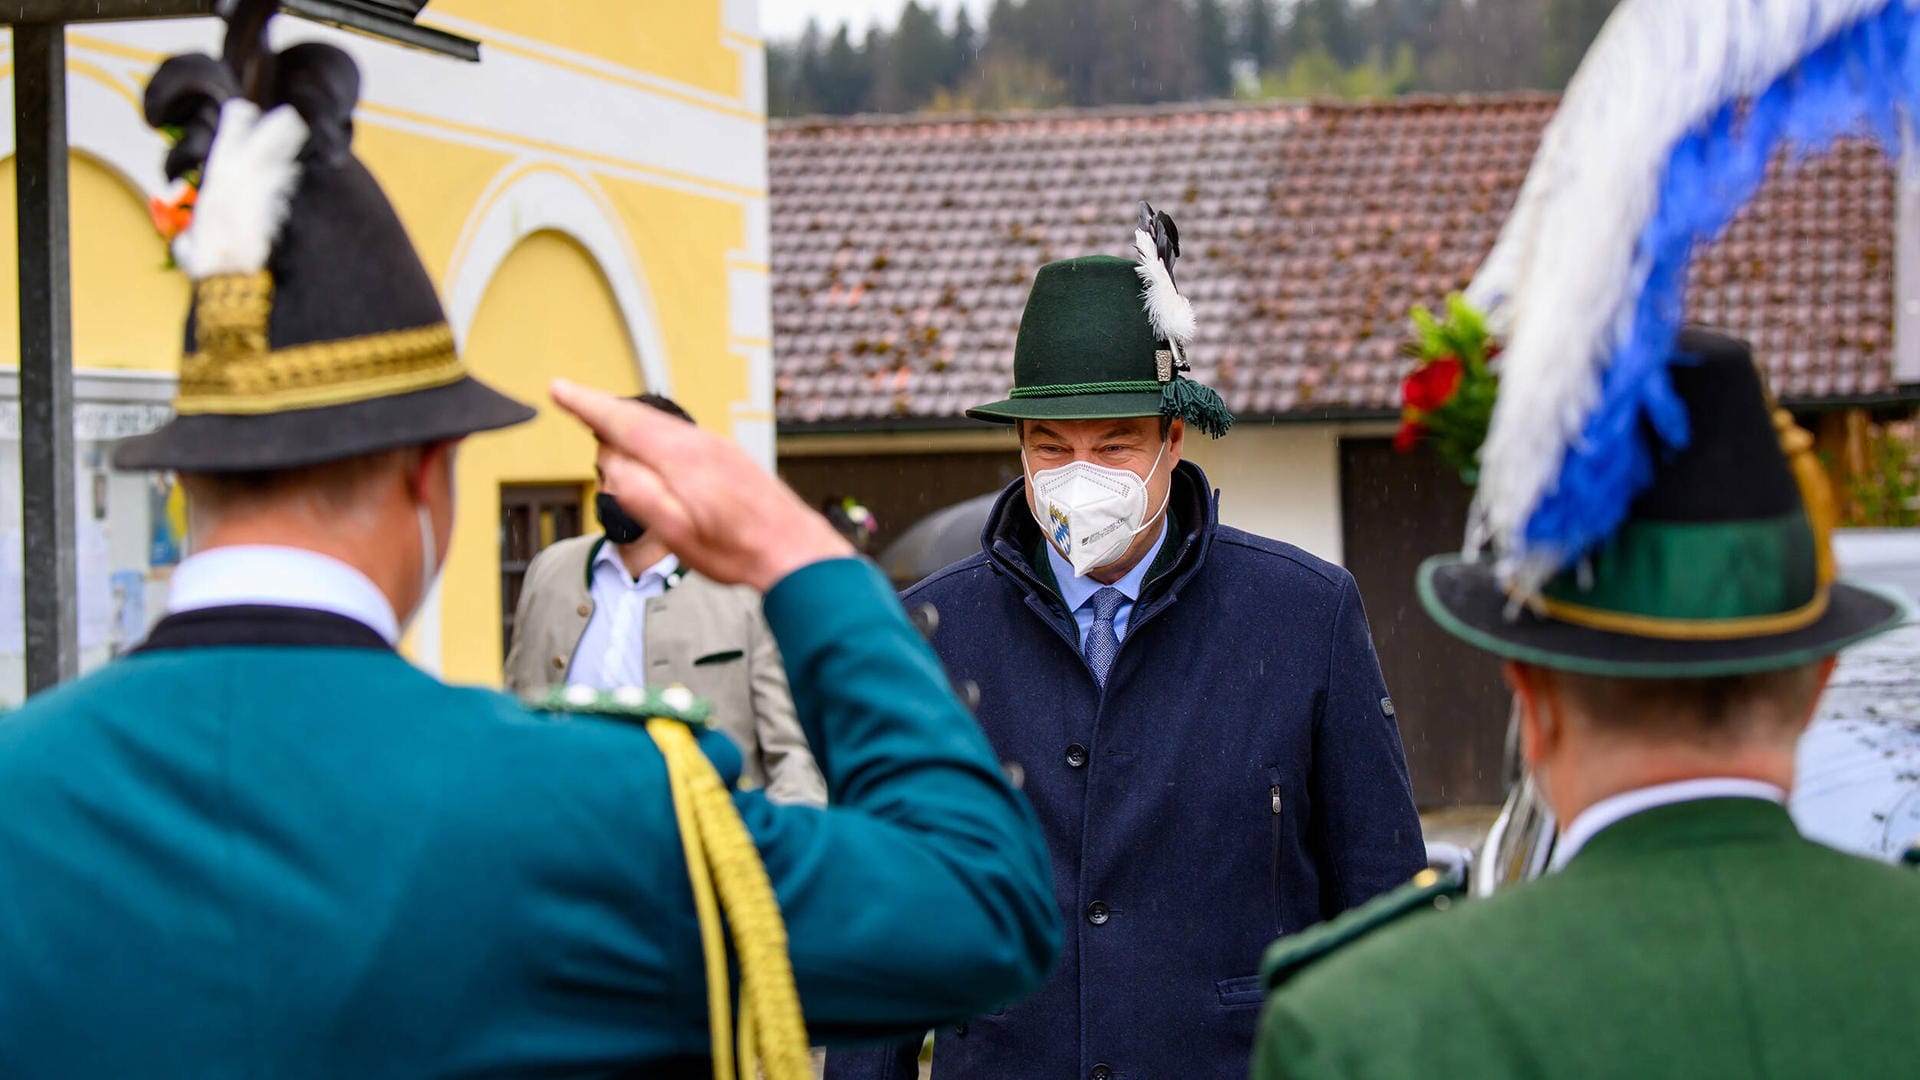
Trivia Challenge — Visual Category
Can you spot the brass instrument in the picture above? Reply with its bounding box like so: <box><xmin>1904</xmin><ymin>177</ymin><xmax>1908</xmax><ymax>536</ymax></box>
<box><xmin>1468</xmin><ymin>699</ymin><xmax>1557</xmax><ymax>898</ymax></box>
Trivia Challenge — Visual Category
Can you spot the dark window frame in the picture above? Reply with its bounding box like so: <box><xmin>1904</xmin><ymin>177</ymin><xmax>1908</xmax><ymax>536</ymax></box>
<box><xmin>500</xmin><ymin>483</ymin><xmax>586</xmax><ymax>660</ymax></box>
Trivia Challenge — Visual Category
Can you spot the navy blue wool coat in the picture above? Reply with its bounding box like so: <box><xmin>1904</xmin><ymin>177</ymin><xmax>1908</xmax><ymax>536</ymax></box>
<box><xmin>829</xmin><ymin>461</ymin><xmax>1425</xmax><ymax>1080</ymax></box>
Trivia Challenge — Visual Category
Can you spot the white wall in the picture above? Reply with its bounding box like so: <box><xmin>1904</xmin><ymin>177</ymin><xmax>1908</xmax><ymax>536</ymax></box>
<box><xmin>1182</xmin><ymin>422</ymin><xmax>1345</xmax><ymax>565</ymax></box>
<box><xmin>0</xmin><ymin>368</ymin><xmax>178</xmax><ymax>706</ymax></box>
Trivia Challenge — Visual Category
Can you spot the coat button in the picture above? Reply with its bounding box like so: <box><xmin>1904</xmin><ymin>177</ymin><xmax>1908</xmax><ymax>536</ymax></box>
<box><xmin>551</xmin><ymin>656</ymin><xmax>566</xmax><ymax>670</ymax></box>
<box><xmin>576</xmin><ymin>603</ymin><xmax>591</xmax><ymax>617</ymax></box>
<box><xmin>1091</xmin><ymin>1065</ymin><xmax>1114</xmax><ymax>1080</ymax></box>
<box><xmin>1086</xmin><ymin>902</ymin><xmax>1110</xmax><ymax>926</ymax></box>
<box><xmin>1065</xmin><ymin>744</ymin><xmax>1088</xmax><ymax>768</ymax></box>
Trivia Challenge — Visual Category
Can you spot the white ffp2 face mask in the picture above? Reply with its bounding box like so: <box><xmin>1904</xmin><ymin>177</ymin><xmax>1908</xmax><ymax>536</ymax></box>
<box><xmin>406</xmin><ymin>458</ymin><xmax>455</xmax><ymax>635</ymax></box>
<box><xmin>404</xmin><ymin>500</ymin><xmax>443</xmax><ymax>635</ymax></box>
<box><xmin>1026</xmin><ymin>440</ymin><xmax>1170</xmax><ymax>578</ymax></box>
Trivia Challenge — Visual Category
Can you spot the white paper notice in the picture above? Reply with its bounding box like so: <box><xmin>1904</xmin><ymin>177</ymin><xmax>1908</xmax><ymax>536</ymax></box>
<box><xmin>0</xmin><ymin>529</ymin><xmax>21</xmax><ymax>656</ymax></box>
<box><xmin>78</xmin><ymin>522</ymin><xmax>112</xmax><ymax>651</ymax></box>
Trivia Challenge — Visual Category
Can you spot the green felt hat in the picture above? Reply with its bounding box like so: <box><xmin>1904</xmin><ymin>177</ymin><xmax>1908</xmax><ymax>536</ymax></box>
<box><xmin>1420</xmin><ymin>330</ymin><xmax>1911</xmax><ymax>678</ymax></box>
<box><xmin>968</xmin><ymin>208</ymin><xmax>1232</xmax><ymax>437</ymax></box>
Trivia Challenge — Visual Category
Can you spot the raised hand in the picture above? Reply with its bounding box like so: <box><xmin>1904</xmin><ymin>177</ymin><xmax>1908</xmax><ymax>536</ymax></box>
<box><xmin>549</xmin><ymin>379</ymin><xmax>854</xmax><ymax>593</ymax></box>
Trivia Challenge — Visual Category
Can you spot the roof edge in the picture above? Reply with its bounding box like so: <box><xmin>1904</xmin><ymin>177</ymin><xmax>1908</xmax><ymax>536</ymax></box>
<box><xmin>776</xmin><ymin>406</ymin><xmax>1402</xmax><ymax>435</ymax></box>
<box><xmin>769</xmin><ymin>91</ymin><xmax>1563</xmax><ymax>136</ymax></box>
<box><xmin>774</xmin><ymin>387</ymin><xmax>1920</xmax><ymax>437</ymax></box>
<box><xmin>1789</xmin><ymin>388</ymin><xmax>1920</xmax><ymax>411</ymax></box>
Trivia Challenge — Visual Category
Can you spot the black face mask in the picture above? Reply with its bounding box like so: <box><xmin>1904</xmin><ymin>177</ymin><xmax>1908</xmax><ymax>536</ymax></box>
<box><xmin>596</xmin><ymin>492</ymin><xmax>645</xmax><ymax>545</ymax></box>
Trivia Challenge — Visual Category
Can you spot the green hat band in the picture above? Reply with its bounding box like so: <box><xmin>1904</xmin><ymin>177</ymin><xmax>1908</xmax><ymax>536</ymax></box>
<box><xmin>1009</xmin><ymin>380</ymin><xmax>1163</xmax><ymax>398</ymax></box>
<box><xmin>1005</xmin><ymin>378</ymin><xmax>1234</xmax><ymax>437</ymax></box>
<box><xmin>966</xmin><ymin>254</ymin><xmax>1234</xmax><ymax>438</ymax></box>
<box><xmin>1534</xmin><ymin>511</ymin><xmax>1827</xmax><ymax>640</ymax></box>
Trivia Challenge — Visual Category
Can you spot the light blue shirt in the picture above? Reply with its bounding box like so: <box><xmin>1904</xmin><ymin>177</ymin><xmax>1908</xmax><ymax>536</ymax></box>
<box><xmin>1046</xmin><ymin>518</ymin><xmax>1170</xmax><ymax>650</ymax></box>
<box><xmin>567</xmin><ymin>543</ymin><xmax>679</xmax><ymax>689</ymax></box>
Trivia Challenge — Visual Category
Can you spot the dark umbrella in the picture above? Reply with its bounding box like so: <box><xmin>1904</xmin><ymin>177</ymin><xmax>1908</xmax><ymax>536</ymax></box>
<box><xmin>877</xmin><ymin>491</ymin><xmax>1005</xmax><ymax>587</ymax></box>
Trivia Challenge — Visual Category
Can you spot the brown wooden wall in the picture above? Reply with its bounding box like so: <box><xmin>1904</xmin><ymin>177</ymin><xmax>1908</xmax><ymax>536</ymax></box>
<box><xmin>1339</xmin><ymin>437</ymin><xmax>1510</xmax><ymax>808</ymax></box>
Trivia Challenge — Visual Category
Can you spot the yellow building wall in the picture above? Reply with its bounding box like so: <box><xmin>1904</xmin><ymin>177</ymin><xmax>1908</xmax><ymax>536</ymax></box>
<box><xmin>437</xmin><ymin>231</ymin><xmax>644</xmax><ymax>686</ymax></box>
<box><xmin>0</xmin><ymin>154</ymin><xmax>188</xmax><ymax>374</ymax></box>
<box><xmin>597</xmin><ymin>176</ymin><xmax>754</xmax><ymax>430</ymax></box>
<box><xmin>431</xmin><ymin>0</ymin><xmax>751</xmax><ymax>104</ymax></box>
<box><xmin>5</xmin><ymin>2</ymin><xmax>766</xmax><ymax>683</ymax></box>
<box><xmin>351</xmin><ymin>125</ymin><xmax>517</xmax><ymax>287</ymax></box>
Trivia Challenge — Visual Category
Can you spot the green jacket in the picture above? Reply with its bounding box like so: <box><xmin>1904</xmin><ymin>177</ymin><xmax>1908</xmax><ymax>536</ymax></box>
<box><xmin>1256</xmin><ymin>798</ymin><xmax>1920</xmax><ymax>1079</ymax></box>
<box><xmin>0</xmin><ymin>558</ymin><xmax>1059</xmax><ymax>1077</ymax></box>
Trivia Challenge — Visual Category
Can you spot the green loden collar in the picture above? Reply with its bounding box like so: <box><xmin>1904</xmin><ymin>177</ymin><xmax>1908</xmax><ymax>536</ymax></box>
<box><xmin>1567</xmin><ymin>797</ymin><xmax>1798</xmax><ymax>871</ymax></box>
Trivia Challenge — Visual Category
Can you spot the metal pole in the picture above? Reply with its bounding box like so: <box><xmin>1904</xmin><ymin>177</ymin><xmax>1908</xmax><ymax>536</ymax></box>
<box><xmin>14</xmin><ymin>21</ymin><xmax>77</xmax><ymax>693</ymax></box>
<box><xmin>1898</xmin><ymin>121</ymin><xmax>1920</xmax><ymax>388</ymax></box>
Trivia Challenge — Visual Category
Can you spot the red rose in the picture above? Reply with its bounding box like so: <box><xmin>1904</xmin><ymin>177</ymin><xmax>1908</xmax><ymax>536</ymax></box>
<box><xmin>1393</xmin><ymin>419</ymin><xmax>1426</xmax><ymax>454</ymax></box>
<box><xmin>1402</xmin><ymin>356</ymin><xmax>1464</xmax><ymax>412</ymax></box>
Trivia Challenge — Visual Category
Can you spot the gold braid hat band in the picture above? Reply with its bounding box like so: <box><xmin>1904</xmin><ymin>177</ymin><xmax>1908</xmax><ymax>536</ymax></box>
<box><xmin>175</xmin><ymin>271</ymin><xmax>468</xmax><ymax>416</ymax></box>
<box><xmin>648</xmin><ymin>717</ymin><xmax>811</xmax><ymax>1080</ymax></box>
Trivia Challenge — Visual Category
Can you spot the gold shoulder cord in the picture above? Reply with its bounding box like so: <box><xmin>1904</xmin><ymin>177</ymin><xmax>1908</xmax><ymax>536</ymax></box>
<box><xmin>647</xmin><ymin>719</ymin><xmax>811</xmax><ymax>1080</ymax></box>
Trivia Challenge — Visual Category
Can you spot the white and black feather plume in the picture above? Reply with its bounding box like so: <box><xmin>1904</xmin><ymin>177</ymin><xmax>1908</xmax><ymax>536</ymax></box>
<box><xmin>170</xmin><ymin>99</ymin><xmax>308</xmax><ymax>281</ymax></box>
<box><xmin>1133</xmin><ymin>200</ymin><xmax>1195</xmax><ymax>361</ymax></box>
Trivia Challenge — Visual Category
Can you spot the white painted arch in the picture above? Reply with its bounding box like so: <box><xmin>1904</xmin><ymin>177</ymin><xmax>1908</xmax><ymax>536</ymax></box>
<box><xmin>0</xmin><ymin>64</ymin><xmax>171</xmax><ymax>197</ymax></box>
<box><xmin>443</xmin><ymin>162</ymin><xmax>672</xmax><ymax>396</ymax></box>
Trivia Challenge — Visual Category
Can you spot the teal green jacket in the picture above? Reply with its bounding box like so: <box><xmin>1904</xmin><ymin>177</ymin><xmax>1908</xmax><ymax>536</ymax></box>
<box><xmin>1256</xmin><ymin>799</ymin><xmax>1920</xmax><ymax>1079</ymax></box>
<box><xmin>0</xmin><ymin>558</ymin><xmax>1059</xmax><ymax>1077</ymax></box>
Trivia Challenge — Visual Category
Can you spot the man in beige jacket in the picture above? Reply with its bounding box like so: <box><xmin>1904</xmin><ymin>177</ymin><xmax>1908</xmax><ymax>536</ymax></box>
<box><xmin>504</xmin><ymin>395</ymin><xmax>826</xmax><ymax>806</ymax></box>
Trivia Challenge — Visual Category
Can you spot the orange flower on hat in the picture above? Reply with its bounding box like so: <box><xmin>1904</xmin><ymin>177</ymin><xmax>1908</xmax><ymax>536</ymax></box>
<box><xmin>149</xmin><ymin>180</ymin><xmax>197</xmax><ymax>243</ymax></box>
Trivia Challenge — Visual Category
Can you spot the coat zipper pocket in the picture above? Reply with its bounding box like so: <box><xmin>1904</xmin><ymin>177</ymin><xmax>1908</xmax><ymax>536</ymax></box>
<box><xmin>1268</xmin><ymin>770</ymin><xmax>1284</xmax><ymax>935</ymax></box>
<box><xmin>1267</xmin><ymin>764</ymin><xmax>1282</xmax><ymax>933</ymax></box>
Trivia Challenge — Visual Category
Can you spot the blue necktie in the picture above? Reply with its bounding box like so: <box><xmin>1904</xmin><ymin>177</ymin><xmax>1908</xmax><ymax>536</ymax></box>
<box><xmin>1084</xmin><ymin>587</ymin><xmax>1124</xmax><ymax>688</ymax></box>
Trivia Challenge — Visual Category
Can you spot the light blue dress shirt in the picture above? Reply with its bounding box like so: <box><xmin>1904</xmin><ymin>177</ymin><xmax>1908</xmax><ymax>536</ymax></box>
<box><xmin>1046</xmin><ymin>518</ymin><xmax>1169</xmax><ymax>650</ymax></box>
<box><xmin>567</xmin><ymin>544</ymin><xmax>679</xmax><ymax>689</ymax></box>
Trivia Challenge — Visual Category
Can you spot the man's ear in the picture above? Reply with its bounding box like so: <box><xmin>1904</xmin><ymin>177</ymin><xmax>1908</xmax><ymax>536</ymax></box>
<box><xmin>407</xmin><ymin>440</ymin><xmax>460</xmax><ymax>502</ymax></box>
<box><xmin>1504</xmin><ymin>661</ymin><xmax>1556</xmax><ymax>767</ymax></box>
<box><xmin>1812</xmin><ymin>655</ymin><xmax>1839</xmax><ymax>698</ymax></box>
<box><xmin>1788</xmin><ymin>655</ymin><xmax>1842</xmax><ymax>735</ymax></box>
<box><xmin>1167</xmin><ymin>417</ymin><xmax>1186</xmax><ymax>462</ymax></box>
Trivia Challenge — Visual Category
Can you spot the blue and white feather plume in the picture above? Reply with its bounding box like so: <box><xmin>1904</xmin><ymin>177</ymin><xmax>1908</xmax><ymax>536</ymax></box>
<box><xmin>1464</xmin><ymin>0</ymin><xmax>1920</xmax><ymax>597</ymax></box>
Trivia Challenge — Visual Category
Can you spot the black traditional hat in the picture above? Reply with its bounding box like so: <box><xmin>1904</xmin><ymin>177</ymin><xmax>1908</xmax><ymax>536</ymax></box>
<box><xmin>113</xmin><ymin>1</ymin><xmax>533</xmax><ymax>473</ymax></box>
<box><xmin>1421</xmin><ymin>330</ymin><xmax>1908</xmax><ymax>678</ymax></box>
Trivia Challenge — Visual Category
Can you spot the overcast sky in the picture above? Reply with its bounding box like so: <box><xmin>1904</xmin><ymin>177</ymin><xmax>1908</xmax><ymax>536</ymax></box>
<box><xmin>761</xmin><ymin>0</ymin><xmax>997</xmax><ymax>42</ymax></box>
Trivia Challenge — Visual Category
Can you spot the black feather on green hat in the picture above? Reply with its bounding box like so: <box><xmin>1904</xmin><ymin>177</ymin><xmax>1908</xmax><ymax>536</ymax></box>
<box><xmin>966</xmin><ymin>201</ymin><xmax>1233</xmax><ymax>438</ymax></box>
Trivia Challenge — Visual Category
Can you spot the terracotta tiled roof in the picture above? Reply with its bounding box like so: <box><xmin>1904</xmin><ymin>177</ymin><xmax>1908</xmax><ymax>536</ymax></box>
<box><xmin>771</xmin><ymin>96</ymin><xmax>1905</xmax><ymax>429</ymax></box>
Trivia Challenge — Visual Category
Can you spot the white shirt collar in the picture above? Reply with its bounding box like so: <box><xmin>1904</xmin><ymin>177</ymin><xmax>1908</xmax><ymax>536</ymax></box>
<box><xmin>1551</xmin><ymin>777</ymin><xmax>1787</xmax><ymax>870</ymax></box>
<box><xmin>166</xmin><ymin>545</ymin><xmax>402</xmax><ymax>645</ymax></box>
<box><xmin>1049</xmin><ymin>516</ymin><xmax>1170</xmax><ymax>613</ymax></box>
<box><xmin>593</xmin><ymin>540</ymin><xmax>679</xmax><ymax>588</ymax></box>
